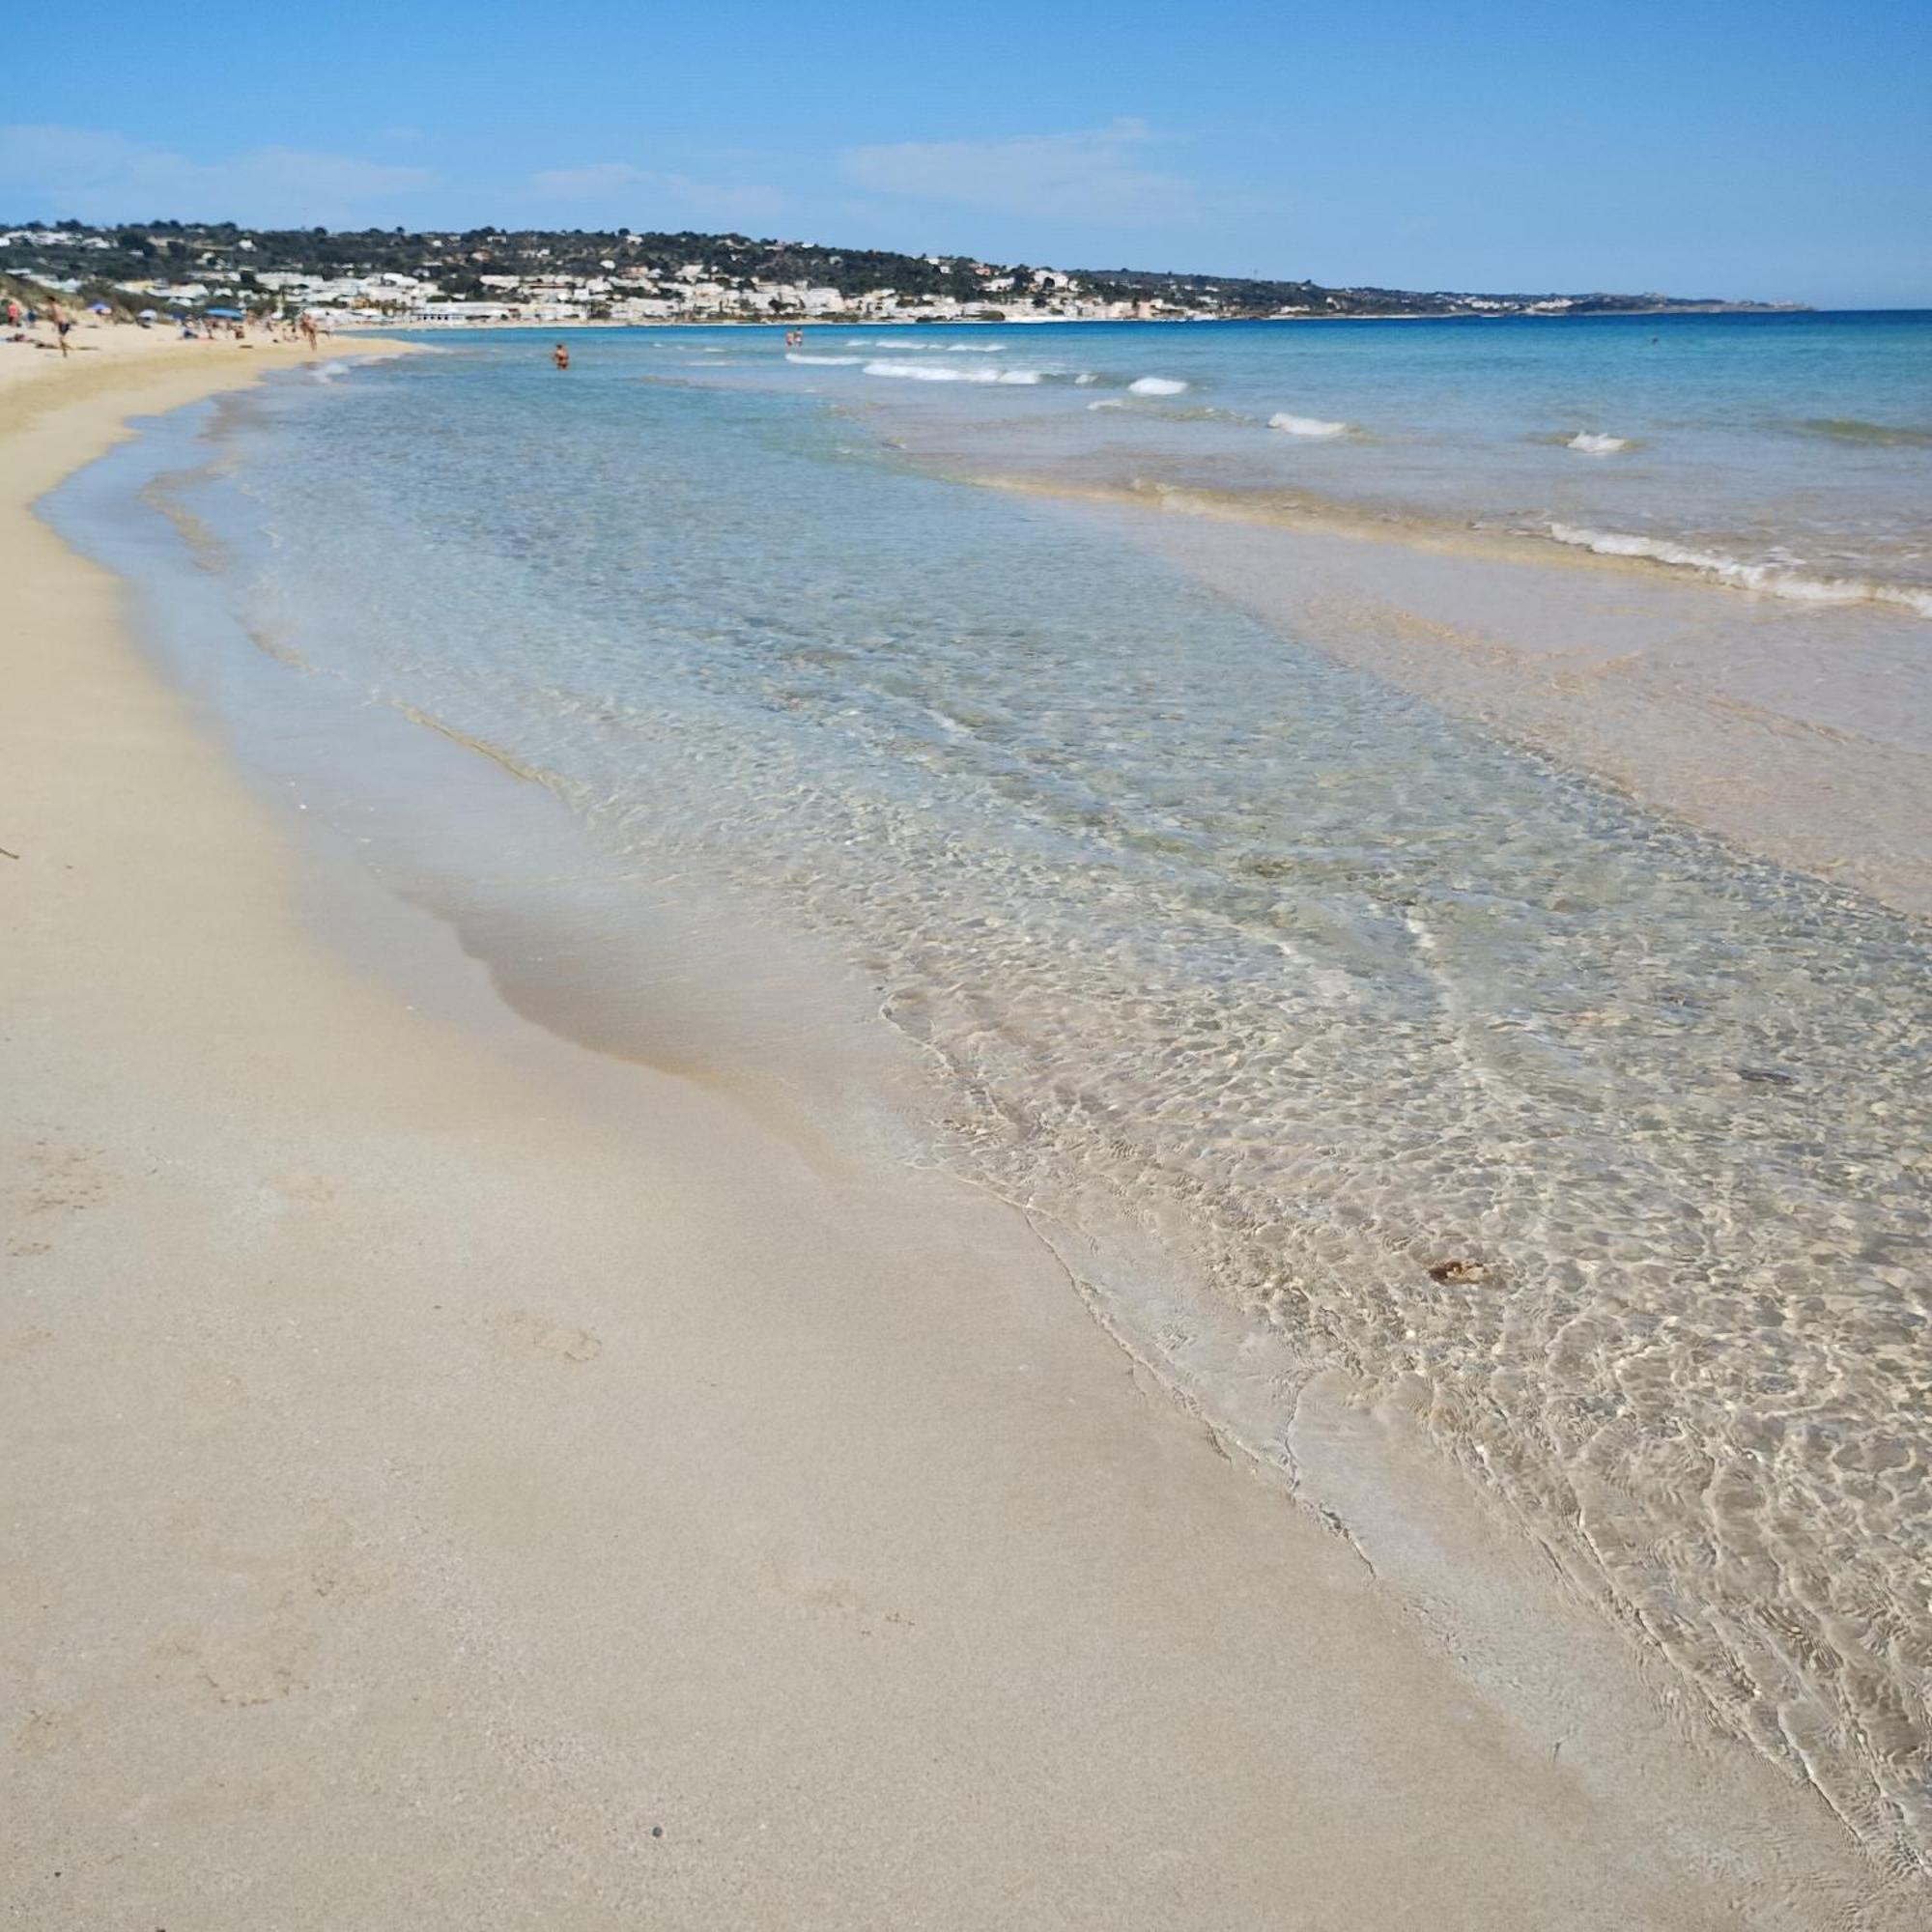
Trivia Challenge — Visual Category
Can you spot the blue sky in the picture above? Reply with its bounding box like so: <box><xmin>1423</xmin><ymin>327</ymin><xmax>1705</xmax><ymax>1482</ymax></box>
<box><xmin>3</xmin><ymin>0</ymin><xmax>1927</xmax><ymax>305</ymax></box>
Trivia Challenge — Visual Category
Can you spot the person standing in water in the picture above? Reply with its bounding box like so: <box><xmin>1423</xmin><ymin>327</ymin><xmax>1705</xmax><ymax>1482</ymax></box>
<box><xmin>552</xmin><ymin>341</ymin><xmax>570</xmax><ymax>370</ymax></box>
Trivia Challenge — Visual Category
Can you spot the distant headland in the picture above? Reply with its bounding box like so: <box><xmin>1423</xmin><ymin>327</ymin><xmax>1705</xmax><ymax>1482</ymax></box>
<box><xmin>0</xmin><ymin>219</ymin><xmax>1807</xmax><ymax>327</ymax></box>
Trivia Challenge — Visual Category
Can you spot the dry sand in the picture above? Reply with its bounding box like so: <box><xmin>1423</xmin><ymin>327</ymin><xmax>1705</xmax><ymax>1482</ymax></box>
<box><xmin>3</xmin><ymin>324</ymin><xmax>1924</xmax><ymax>1927</ymax></box>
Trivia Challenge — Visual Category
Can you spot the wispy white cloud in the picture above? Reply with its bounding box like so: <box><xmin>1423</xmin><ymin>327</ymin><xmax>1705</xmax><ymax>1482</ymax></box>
<box><xmin>838</xmin><ymin>119</ymin><xmax>1270</xmax><ymax>230</ymax></box>
<box><xmin>526</xmin><ymin>162</ymin><xmax>649</xmax><ymax>200</ymax></box>
<box><xmin>0</xmin><ymin>124</ymin><xmax>436</xmax><ymax>226</ymax></box>
<box><xmin>525</xmin><ymin>162</ymin><xmax>787</xmax><ymax>228</ymax></box>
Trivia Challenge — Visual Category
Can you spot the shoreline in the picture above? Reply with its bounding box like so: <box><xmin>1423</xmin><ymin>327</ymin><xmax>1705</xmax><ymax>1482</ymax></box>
<box><xmin>4</xmin><ymin>336</ymin><xmax>1924</xmax><ymax>1925</ymax></box>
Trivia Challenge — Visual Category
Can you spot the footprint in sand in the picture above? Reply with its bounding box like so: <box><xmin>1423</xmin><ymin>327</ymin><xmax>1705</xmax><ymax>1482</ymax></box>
<box><xmin>496</xmin><ymin>1307</ymin><xmax>602</xmax><ymax>1363</ymax></box>
<box><xmin>14</xmin><ymin>1707</ymin><xmax>83</xmax><ymax>1756</ymax></box>
<box><xmin>265</xmin><ymin>1168</ymin><xmax>336</xmax><ymax>1208</ymax></box>
<box><xmin>156</xmin><ymin>1621</ymin><xmax>320</xmax><ymax>1707</ymax></box>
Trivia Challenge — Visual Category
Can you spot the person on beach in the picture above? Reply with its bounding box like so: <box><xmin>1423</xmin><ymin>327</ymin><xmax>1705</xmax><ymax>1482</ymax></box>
<box><xmin>51</xmin><ymin>305</ymin><xmax>71</xmax><ymax>357</ymax></box>
<box><xmin>299</xmin><ymin>312</ymin><xmax>319</xmax><ymax>351</ymax></box>
<box><xmin>552</xmin><ymin>341</ymin><xmax>570</xmax><ymax>370</ymax></box>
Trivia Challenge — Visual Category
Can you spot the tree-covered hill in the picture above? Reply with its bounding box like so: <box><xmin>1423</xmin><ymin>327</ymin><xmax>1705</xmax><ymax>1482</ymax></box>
<box><xmin>0</xmin><ymin>218</ymin><xmax>1794</xmax><ymax>319</ymax></box>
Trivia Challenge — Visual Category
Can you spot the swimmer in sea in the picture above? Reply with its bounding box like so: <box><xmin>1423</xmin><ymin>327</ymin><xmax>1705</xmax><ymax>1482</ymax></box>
<box><xmin>553</xmin><ymin>341</ymin><xmax>571</xmax><ymax>370</ymax></box>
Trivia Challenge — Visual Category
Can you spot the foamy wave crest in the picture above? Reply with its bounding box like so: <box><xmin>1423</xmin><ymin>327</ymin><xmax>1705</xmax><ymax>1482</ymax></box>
<box><xmin>785</xmin><ymin>353</ymin><xmax>862</xmax><ymax>365</ymax></box>
<box><xmin>308</xmin><ymin>360</ymin><xmax>353</xmax><ymax>384</ymax></box>
<box><xmin>846</xmin><ymin>337</ymin><xmax>1005</xmax><ymax>353</ymax></box>
<box><xmin>1128</xmin><ymin>376</ymin><xmax>1188</xmax><ymax>396</ymax></box>
<box><xmin>1547</xmin><ymin>524</ymin><xmax>1932</xmax><ymax>618</ymax></box>
<box><xmin>1268</xmin><ymin>412</ymin><xmax>1350</xmax><ymax>439</ymax></box>
<box><xmin>1087</xmin><ymin>399</ymin><xmax>1126</xmax><ymax>411</ymax></box>
<box><xmin>1568</xmin><ymin>432</ymin><xmax>1632</xmax><ymax>455</ymax></box>
<box><xmin>863</xmin><ymin>360</ymin><xmax>1042</xmax><ymax>385</ymax></box>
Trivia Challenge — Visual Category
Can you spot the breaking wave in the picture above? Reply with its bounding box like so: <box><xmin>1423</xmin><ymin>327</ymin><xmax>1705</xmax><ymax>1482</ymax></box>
<box><xmin>785</xmin><ymin>353</ymin><xmax>863</xmax><ymax>366</ymax></box>
<box><xmin>845</xmin><ymin>338</ymin><xmax>1006</xmax><ymax>353</ymax></box>
<box><xmin>1269</xmin><ymin>412</ymin><xmax>1350</xmax><ymax>439</ymax></box>
<box><xmin>1546</xmin><ymin>524</ymin><xmax>1932</xmax><ymax>617</ymax></box>
<box><xmin>864</xmin><ymin>360</ymin><xmax>1043</xmax><ymax>385</ymax></box>
<box><xmin>1568</xmin><ymin>432</ymin><xmax>1633</xmax><ymax>454</ymax></box>
<box><xmin>1128</xmin><ymin>376</ymin><xmax>1189</xmax><ymax>396</ymax></box>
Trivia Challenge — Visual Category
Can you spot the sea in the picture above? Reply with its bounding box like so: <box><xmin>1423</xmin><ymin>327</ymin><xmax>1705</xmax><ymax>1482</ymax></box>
<box><xmin>48</xmin><ymin>311</ymin><xmax>1932</xmax><ymax>1867</ymax></box>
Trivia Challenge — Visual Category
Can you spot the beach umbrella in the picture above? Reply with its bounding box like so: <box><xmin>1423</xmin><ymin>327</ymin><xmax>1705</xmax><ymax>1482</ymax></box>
<box><xmin>138</xmin><ymin>309</ymin><xmax>157</xmax><ymax>321</ymax></box>
<box><xmin>89</xmin><ymin>301</ymin><xmax>111</xmax><ymax>313</ymax></box>
<box><xmin>205</xmin><ymin>306</ymin><xmax>243</xmax><ymax>319</ymax></box>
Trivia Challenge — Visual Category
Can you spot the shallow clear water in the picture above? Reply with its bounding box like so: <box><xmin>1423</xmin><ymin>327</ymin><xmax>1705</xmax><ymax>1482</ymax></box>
<box><xmin>49</xmin><ymin>321</ymin><xmax>1932</xmax><ymax>1865</ymax></box>
<box><xmin>727</xmin><ymin>311</ymin><xmax>1932</xmax><ymax>612</ymax></box>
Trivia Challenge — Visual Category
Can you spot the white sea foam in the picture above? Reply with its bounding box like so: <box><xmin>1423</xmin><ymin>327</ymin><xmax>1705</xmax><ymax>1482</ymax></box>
<box><xmin>308</xmin><ymin>360</ymin><xmax>352</xmax><ymax>384</ymax></box>
<box><xmin>863</xmin><ymin>359</ymin><xmax>1042</xmax><ymax>385</ymax></box>
<box><xmin>1567</xmin><ymin>432</ymin><xmax>1632</xmax><ymax>454</ymax></box>
<box><xmin>845</xmin><ymin>338</ymin><xmax>1004</xmax><ymax>352</ymax></box>
<box><xmin>1546</xmin><ymin>524</ymin><xmax>1932</xmax><ymax>617</ymax></box>
<box><xmin>785</xmin><ymin>353</ymin><xmax>862</xmax><ymax>366</ymax></box>
<box><xmin>1074</xmin><ymin>372</ymin><xmax>1098</xmax><ymax>385</ymax></box>
<box><xmin>1268</xmin><ymin>412</ymin><xmax>1350</xmax><ymax>439</ymax></box>
<box><xmin>1128</xmin><ymin>376</ymin><xmax>1188</xmax><ymax>396</ymax></box>
<box><xmin>1087</xmin><ymin>398</ymin><xmax>1126</xmax><ymax>411</ymax></box>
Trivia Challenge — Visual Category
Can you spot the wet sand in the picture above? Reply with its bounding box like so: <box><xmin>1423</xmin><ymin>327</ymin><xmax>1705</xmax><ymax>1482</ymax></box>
<box><xmin>3</xmin><ymin>327</ymin><xmax>1925</xmax><ymax>1927</ymax></box>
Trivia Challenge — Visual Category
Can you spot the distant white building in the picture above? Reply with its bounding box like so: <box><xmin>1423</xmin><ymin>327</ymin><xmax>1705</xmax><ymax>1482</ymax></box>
<box><xmin>409</xmin><ymin>300</ymin><xmax>512</xmax><ymax>323</ymax></box>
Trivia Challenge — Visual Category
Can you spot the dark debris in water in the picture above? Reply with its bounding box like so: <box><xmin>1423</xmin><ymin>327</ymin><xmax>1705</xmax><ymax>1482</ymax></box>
<box><xmin>1426</xmin><ymin>1259</ymin><xmax>1489</xmax><ymax>1285</ymax></box>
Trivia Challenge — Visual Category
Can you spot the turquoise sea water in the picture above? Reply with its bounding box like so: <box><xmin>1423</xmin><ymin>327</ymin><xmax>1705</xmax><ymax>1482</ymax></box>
<box><xmin>741</xmin><ymin>309</ymin><xmax>1932</xmax><ymax>611</ymax></box>
<box><xmin>49</xmin><ymin>313</ymin><xmax>1932</xmax><ymax>1866</ymax></box>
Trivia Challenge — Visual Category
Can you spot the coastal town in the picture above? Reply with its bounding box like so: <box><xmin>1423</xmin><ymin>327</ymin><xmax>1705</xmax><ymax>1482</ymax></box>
<box><xmin>0</xmin><ymin>220</ymin><xmax>1798</xmax><ymax>327</ymax></box>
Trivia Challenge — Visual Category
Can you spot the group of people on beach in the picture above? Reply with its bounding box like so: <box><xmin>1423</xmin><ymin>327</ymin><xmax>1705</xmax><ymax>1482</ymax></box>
<box><xmin>5</xmin><ymin>296</ymin><xmax>331</xmax><ymax>355</ymax></box>
<box><xmin>5</xmin><ymin>296</ymin><xmax>75</xmax><ymax>355</ymax></box>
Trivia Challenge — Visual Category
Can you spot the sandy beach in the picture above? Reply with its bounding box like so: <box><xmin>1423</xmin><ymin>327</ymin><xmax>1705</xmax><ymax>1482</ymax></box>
<box><xmin>4</xmin><ymin>324</ymin><xmax>1926</xmax><ymax>1928</ymax></box>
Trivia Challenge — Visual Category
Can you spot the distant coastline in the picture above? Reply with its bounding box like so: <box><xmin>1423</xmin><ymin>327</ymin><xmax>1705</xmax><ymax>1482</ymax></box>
<box><xmin>327</xmin><ymin>304</ymin><xmax>1810</xmax><ymax>336</ymax></box>
<box><xmin>2</xmin><ymin>217</ymin><xmax>1807</xmax><ymax>330</ymax></box>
